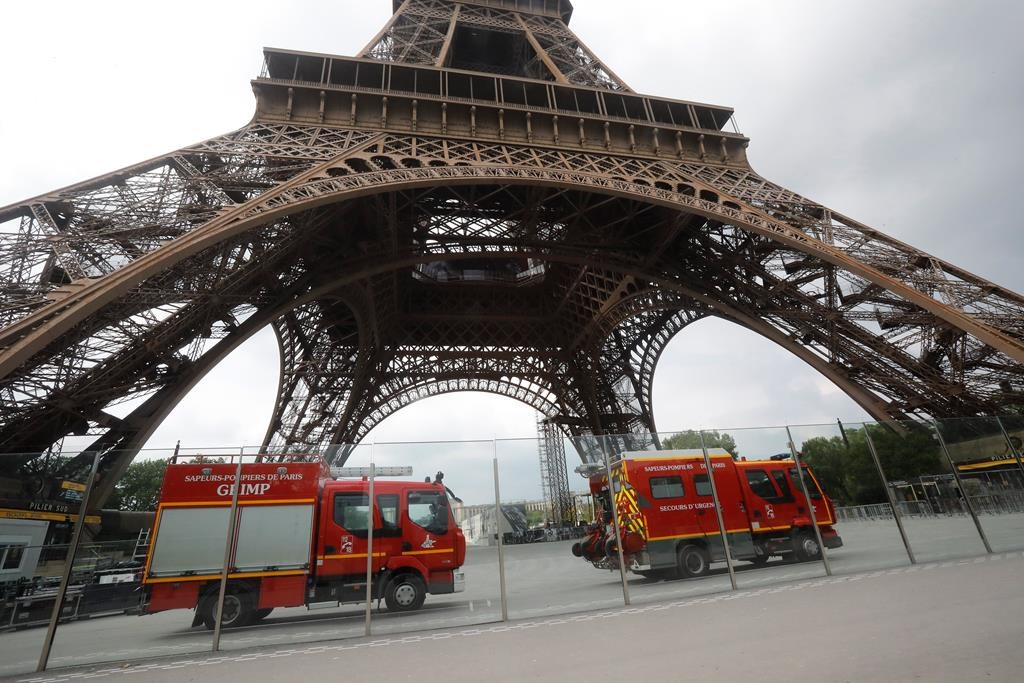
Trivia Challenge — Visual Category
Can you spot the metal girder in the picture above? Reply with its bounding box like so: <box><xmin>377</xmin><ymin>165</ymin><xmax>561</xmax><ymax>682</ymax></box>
<box><xmin>359</xmin><ymin>0</ymin><xmax>631</xmax><ymax>90</ymax></box>
<box><xmin>1</xmin><ymin>0</ymin><xmax>1023</xmax><ymax>511</ymax></box>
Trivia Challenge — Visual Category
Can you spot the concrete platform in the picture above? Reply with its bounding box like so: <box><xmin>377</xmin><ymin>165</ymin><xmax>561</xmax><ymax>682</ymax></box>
<box><xmin>9</xmin><ymin>550</ymin><xmax>1024</xmax><ymax>683</ymax></box>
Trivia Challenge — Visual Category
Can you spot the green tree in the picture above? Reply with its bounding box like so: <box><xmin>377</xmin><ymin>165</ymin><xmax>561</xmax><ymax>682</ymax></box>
<box><xmin>661</xmin><ymin>430</ymin><xmax>738</xmax><ymax>458</ymax></box>
<box><xmin>109</xmin><ymin>458</ymin><xmax>168</xmax><ymax>511</ymax></box>
<box><xmin>798</xmin><ymin>435</ymin><xmax>856</xmax><ymax>505</ymax></box>
<box><xmin>526</xmin><ymin>509</ymin><xmax>545</xmax><ymax>527</ymax></box>
<box><xmin>799</xmin><ymin>424</ymin><xmax>946</xmax><ymax>506</ymax></box>
<box><xmin>187</xmin><ymin>455</ymin><xmax>227</xmax><ymax>464</ymax></box>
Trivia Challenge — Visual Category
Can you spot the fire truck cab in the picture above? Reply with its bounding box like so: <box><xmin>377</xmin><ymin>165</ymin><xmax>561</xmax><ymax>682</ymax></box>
<box><xmin>143</xmin><ymin>458</ymin><xmax>466</xmax><ymax>628</ymax></box>
<box><xmin>572</xmin><ymin>449</ymin><xmax>842</xmax><ymax>578</ymax></box>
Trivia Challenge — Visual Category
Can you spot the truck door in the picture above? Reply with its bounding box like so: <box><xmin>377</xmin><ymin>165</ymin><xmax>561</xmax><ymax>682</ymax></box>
<box><xmin>695</xmin><ymin>463</ymin><xmax>755</xmax><ymax>558</ymax></box>
<box><xmin>402</xmin><ymin>489</ymin><xmax>459</xmax><ymax>571</ymax></box>
<box><xmin>741</xmin><ymin>468</ymin><xmax>791</xmax><ymax>533</ymax></box>
<box><xmin>319</xmin><ymin>490</ymin><xmax>375</xmax><ymax>578</ymax></box>
<box><xmin>373</xmin><ymin>492</ymin><xmax>403</xmax><ymax>567</ymax></box>
<box><xmin>785</xmin><ymin>466</ymin><xmax>833</xmax><ymax>526</ymax></box>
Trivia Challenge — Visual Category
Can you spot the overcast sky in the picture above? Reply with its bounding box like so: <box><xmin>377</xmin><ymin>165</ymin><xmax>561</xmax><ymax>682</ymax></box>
<box><xmin>2</xmin><ymin>1</ymin><xmax>1022</xmax><ymax>503</ymax></box>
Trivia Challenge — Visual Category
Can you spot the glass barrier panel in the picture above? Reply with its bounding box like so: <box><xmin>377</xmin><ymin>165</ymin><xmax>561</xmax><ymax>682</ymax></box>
<box><xmin>496</xmin><ymin>436</ymin><xmax>626</xmax><ymax>619</ymax></box>
<box><xmin>636</xmin><ymin>426</ymin><xmax>827</xmax><ymax>597</ymax></box>
<box><xmin>212</xmin><ymin>445</ymin><xmax>365</xmax><ymax>652</ymax></box>
<box><xmin>48</xmin><ymin>448</ymin><xmax>215</xmax><ymax>672</ymax></box>
<box><xmin>789</xmin><ymin>422</ymin><xmax>913</xmax><ymax>574</ymax></box>
<box><xmin>365</xmin><ymin>439</ymin><xmax>501</xmax><ymax>638</ymax></box>
<box><xmin>995</xmin><ymin>413</ymin><xmax>1024</xmax><ymax>551</ymax></box>
<box><xmin>935</xmin><ymin>416</ymin><xmax>1024</xmax><ymax>553</ymax></box>
<box><xmin>868</xmin><ymin>421</ymin><xmax>988</xmax><ymax>562</ymax></box>
<box><xmin>214</xmin><ymin>441</ymin><xmax>501</xmax><ymax>649</ymax></box>
<box><xmin>562</xmin><ymin>432</ymin><xmax>729</xmax><ymax>608</ymax></box>
<box><xmin>0</xmin><ymin>448</ymin><xmax>100</xmax><ymax>676</ymax></box>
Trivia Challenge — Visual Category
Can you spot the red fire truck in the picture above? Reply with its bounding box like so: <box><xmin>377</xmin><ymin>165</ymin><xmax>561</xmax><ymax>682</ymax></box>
<box><xmin>142</xmin><ymin>457</ymin><xmax>466</xmax><ymax>628</ymax></box>
<box><xmin>572</xmin><ymin>449</ymin><xmax>843</xmax><ymax>578</ymax></box>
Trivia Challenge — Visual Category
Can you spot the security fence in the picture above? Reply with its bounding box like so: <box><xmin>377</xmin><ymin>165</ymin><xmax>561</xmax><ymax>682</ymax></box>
<box><xmin>1</xmin><ymin>416</ymin><xmax>1022</xmax><ymax>676</ymax></box>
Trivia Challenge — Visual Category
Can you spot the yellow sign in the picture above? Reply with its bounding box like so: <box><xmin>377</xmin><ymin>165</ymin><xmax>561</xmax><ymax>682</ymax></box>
<box><xmin>61</xmin><ymin>480</ymin><xmax>87</xmax><ymax>492</ymax></box>
<box><xmin>0</xmin><ymin>507</ymin><xmax>100</xmax><ymax>525</ymax></box>
<box><xmin>957</xmin><ymin>458</ymin><xmax>1021</xmax><ymax>472</ymax></box>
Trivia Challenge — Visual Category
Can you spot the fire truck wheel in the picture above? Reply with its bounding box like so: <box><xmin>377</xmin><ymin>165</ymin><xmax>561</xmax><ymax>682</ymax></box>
<box><xmin>384</xmin><ymin>573</ymin><xmax>427</xmax><ymax>612</ymax></box>
<box><xmin>793</xmin><ymin>531</ymin><xmax>822</xmax><ymax>562</ymax></box>
<box><xmin>201</xmin><ymin>589</ymin><xmax>255</xmax><ymax>629</ymax></box>
<box><xmin>677</xmin><ymin>544</ymin><xmax>710</xmax><ymax>578</ymax></box>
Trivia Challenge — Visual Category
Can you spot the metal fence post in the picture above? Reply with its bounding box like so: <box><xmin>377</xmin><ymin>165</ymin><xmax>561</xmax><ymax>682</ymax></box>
<box><xmin>862</xmin><ymin>423</ymin><xmax>917</xmax><ymax>564</ymax></box>
<box><xmin>931</xmin><ymin>421</ymin><xmax>993</xmax><ymax>554</ymax></box>
<box><xmin>601</xmin><ymin>436</ymin><xmax>631</xmax><ymax>606</ymax></box>
<box><xmin>698</xmin><ymin>430</ymin><xmax>737</xmax><ymax>590</ymax></box>
<box><xmin>37</xmin><ymin>450</ymin><xmax>101</xmax><ymax>672</ymax></box>
<box><xmin>212</xmin><ymin>449</ymin><xmax>244</xmax><ymax>652</ymax></box>
<box><xmin>995</xmin><ymin>416</ymin><xmax>1024</xmax><ymax>484</ymax></box>
<box><xmin>785</xmin><ymin>426</ymin><xmax>833</xmax><ymax>576</ymax></box>
<box><xmin>364</xmin><ymin>459</ymin><xmax>376</xmax><ymax>636</ymax></box>
<box><xmin>491</xmin><ymin>443</ymin><xmax>508</xmax><ymax>622</ymax></box>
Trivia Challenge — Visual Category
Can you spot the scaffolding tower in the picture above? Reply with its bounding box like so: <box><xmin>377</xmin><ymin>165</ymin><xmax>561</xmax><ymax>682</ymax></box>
<box><xmin>537</xmin><ymin>416</ymin><xmax>576</xmax><ymax>526</ymax></box>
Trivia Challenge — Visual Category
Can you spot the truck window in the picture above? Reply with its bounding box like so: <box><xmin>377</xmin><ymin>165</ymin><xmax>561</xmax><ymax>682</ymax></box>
<box><xmin>409</xmin><ymin>490</ymin><xmax>448</xmax><ymax>534</ymax></box>
<box><xmin>745</xmin><ymin>470</ymin><xmax>781</xmax><ymax>500</ymax></box>
<box><xmin>788</xmin><ymin>467</ymin><xmax>823</xmax><ymax>499</ymax></box>
<box><xmin>378</xmin><ymin>494</ymin><xmax>401</xmax><ymax>536</ymax></box>
<box><xmin>694</xmin><ymin>474</ymin><xmax>712</xmax><ymax>497</ymax></box>
<box><xmin>650</xmin><ymin>476</ymin><xmax>684</xmax><ymax>499</ymax></box>
<box><xmin>334</xmin><ymin>493</ymin><xmax>370</xmax><ymax>535</ymax></box>
<box><xmin>771</xmin><ymin>470</ymin><xmax>794</xmax><ymax>500</ymax></box>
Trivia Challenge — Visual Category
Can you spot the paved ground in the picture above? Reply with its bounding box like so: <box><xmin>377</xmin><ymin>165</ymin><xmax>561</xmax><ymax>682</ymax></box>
<box><xmin>3</xmin><ymin>515</ymin><xmax>1023</xmax><ymax>678</ymax></box>
<box><xmin>9</xmin><ymin>551</ymin><xmax>1024</xmax><ymax>683</ymax></box>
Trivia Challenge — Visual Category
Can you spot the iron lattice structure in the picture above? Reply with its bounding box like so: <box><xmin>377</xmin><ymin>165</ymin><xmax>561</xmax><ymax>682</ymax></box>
<box><xmin>1</xmin><ymin>0</ymin><xmax>1023</xmax><ymax>506</ymax></box>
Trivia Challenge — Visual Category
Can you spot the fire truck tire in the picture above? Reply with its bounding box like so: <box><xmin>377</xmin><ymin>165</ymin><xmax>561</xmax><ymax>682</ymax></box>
<box><xmin>677</xmin><ymin>544</ymin><xmax>710</xmax><ymax>578</ymax></box>
<box><xmin>384</xmin><ymin>573</ymin><xmax>427</xmax><ymax>612</ymax></box>
<box><xmin>200</xmin><ymin>589</ymin><xmax>255</xmax><ymax>629</ymax></box>
<box><xmin>793</xmin><ymin>531</ymin><xmax>822</xmax><ymax>562</ymax></box>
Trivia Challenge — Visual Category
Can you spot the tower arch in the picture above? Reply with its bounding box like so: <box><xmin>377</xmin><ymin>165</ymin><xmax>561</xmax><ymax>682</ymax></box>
<box><xmin>0</xmin><ymin>0</ymin><xmax>1021</xmax><ymax>507</ymax></box>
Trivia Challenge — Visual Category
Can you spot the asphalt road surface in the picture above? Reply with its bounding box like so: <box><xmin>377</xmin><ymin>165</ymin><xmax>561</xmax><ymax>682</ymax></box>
<box><xmin>2</xmin><ymin>514</ymin><xmax>1022</xmax><ymax>678</ymax></box>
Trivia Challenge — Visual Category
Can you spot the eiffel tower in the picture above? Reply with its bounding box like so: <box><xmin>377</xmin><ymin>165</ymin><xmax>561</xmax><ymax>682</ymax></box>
<box><xmin>1</xmin><ymin>0</ymin><xmax>1023</xmax><ymax>506</ymax></box>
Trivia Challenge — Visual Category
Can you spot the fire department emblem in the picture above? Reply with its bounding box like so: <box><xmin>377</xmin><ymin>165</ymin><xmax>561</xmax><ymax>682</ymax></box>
<box><xmin>421</xmin><ymin>535</ymin><xmax>436</xmax><ymax>549</ymax></box>
<box><xmin>341</xmin><ymin>535</ymin><xmax>353</xmax><ymax>553</ymax></box>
